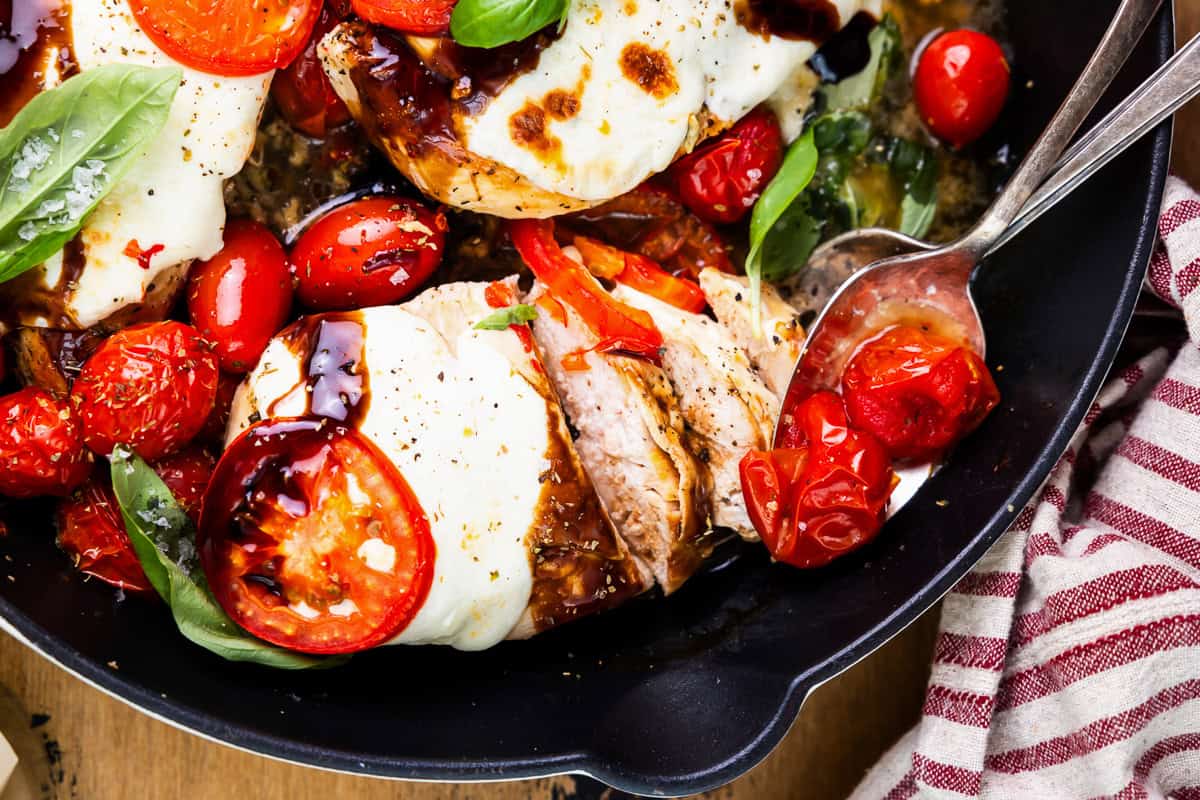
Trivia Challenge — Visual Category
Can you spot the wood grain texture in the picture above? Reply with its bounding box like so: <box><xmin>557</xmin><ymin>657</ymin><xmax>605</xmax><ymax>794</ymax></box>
<box><xmin>1</xmin><ymin>3</ymin><xmax>1196</xmax><ymax>798</ymax></box>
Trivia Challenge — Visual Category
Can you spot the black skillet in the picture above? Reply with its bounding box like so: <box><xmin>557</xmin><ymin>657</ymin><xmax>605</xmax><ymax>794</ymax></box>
<box><xmin>0</xmin><ymin>0</ymin><xmax>1174</xmax><ymax>795</ymax></box>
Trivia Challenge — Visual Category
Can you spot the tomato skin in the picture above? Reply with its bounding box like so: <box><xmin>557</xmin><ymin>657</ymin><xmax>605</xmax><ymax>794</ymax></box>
<box><xmin>509</xmin><ymin>219</ymin><xmax>664</xmax><ymax>365</ymax></box>
<box><xmin>0</xmin><ymin>388</ymin><xmax>91</xmax><ymax>499</ymax></box>
<box><xmin>151</xmin><ymin>448</ymin><xmax>216</xmax><ymax>524</ymax></box>
<box><xmin>200</xmin><ymin>373</ymin><xmax>242</xmax><ymax>448</ymax></box>
<box><xmin>350</xmin><ymin>0</ymin><xmax>456</xmax><ymax>35</ymax></box>
<box><xmin>289</xmin><ymin>197</ymin><xmax>447</xmax><ymax>311</ymax></box>
<box><xmin>914</xmin><ymin>30</ymin><xmax>1010</xmax><ymax>148</ymax></box>
<box><xmin>669</xmin><ymin>108</ymin><xmax>784</xmax><ymax>224</ymax></box>
<box><xmin>740</xmin><ymin>391</ymin><xmax>896</xmax><ymax>569</ymax></box>
<box><xmin>271</xmin><ymin>5</ymin><xmax>352</xmax><ymax>138</ymax></box>
<box><xmin>56</xmin><ymin>477</ymin><xmax>153</xmax><ymax>594</ymax></box>
<box><xmin>200</xmin><ymin>419</ymin><xmax>435</xmax><ymax>654</ymax></box>
<box><xmin>127</xmin><ymin>0</ymin><xmax>321</xmax><ymax>77</ymax></box>
<box><xmin>72</xmin><ymin>322</ymin><xmax>220</xmax><ymax>461</ymax></box>
<box><xmin>188</xmin><ymin>219</ymin><xmax>293</xmax><ymax>374</ymax></box>
<box><xmin>842</xmin><ymin>325</ymin><xmax>1000</xmax><ymax>463</ymax></box>
<box><xmin>572</xmin><ymin>235</ymin><xmax>707</xmax><ymax>314</ymax></box>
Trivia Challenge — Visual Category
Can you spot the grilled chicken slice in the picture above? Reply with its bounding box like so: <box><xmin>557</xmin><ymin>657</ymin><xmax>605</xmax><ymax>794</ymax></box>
<box><xmin>699</xmin><ymin>269</ymin><xmax>807</xmax><ymax>399</ymax></box>
<box><xmin>528</xmin><ymin>283</ymin><xmax>711</xmax><ymax>592</ymax></box>
<box><xmin>614</xmin><ymin>286</ymin><xmax>778</xmax><ymax>540</ymax></box>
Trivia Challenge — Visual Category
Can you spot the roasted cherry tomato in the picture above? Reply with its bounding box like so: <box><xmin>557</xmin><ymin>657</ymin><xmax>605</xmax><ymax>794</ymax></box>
<box><xmin>72</xmin><ymin>322</ymin><xmax>220</xmax><ymax>460</ymax></box>
<box><xmin>573</xmin><ymin>236</ymin><xmax>707</xmax><ymax>314</ymax></box>
<box><xmin>741</xmin><ymin>391</ymin><xmax>896</xmax><ymax>569</ymax></box>
<box><xmin>127</xmin><ymin>0</ymin><xmax>320</xmax><ymax>77</ymax></box>
<box><xmin>188</xmin><ymin>219</ymin><xmax>292</xmax><ymax>374</ymax></box>
<box><xmin>56</xmin><ymin>477</ymin><xmax>153</xmax><ymax>594</ymax></box>
<box><xmin>200</xmin><ymin>419</ymin><xmax>434</xmax><ymax>654</ymax></box>
<box><xmin>668</xmin><ymin>108</ymin><xmax>784</xmax><ymax>224</ymax></box>
<box><xmin>200</xmin><ymin>373</ymin><xmax>242</xmax><ymax>448</ymax></box>
<box><xmin>842</xmin><ymin>325</ymin><xmax>1000</xmax><ymax>463</ymax></box>
<box><xmin>350</xmin><ymin>0</ymin><xmax>456</xmax><ymax>35</ymax></box>
<box><xmin>271</xmin><ymin>4</ymin><xmax>352</xmax><ymax>138</ymax></box>
<box><xmin>0</xmin><ymin>388</ymin><xmax>91</xmax><ymax>499</ymax></box>
<box><xmin>290</xmin><ymin>197</ymin><xmax>447</xmax><ymax>310</ymax></box>
<box><xmin>570</xmin><ymin>185</ymin><xmax>734</xmax><ymax>279</ymax></box>
<box><xmin>509</xmin><ymin>219</ymin><xmax>664</xmax><ymax>364</ymax></box>
<box><xmin>151</xmin><ymin>448</ymin><xmax>216</xmax><ymax>524</ymax></box>
<box><xmin>913</xmin><ymin>30</ymin><xmax>1010</xmax><ymax>148</ymax></box>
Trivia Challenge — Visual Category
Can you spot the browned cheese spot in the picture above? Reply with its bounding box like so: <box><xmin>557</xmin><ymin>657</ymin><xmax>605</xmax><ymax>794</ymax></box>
<box><xmin>619</xmin><ymin>43</ymin><xmax>679</xmax><ymax>100</ymax></box>
<box><xmin>543</xmin><ymin>89</ymin><xmax>581</xmax><ymax>121</ymax></box>
<box><xmin>509</xmin><ymin>102</ymin><xmax>564</xmax><ymax>167</ymax></box>
<box><xmin>623</xmin><ymin>0</ymin><xmax>638</xmax><ymax>14</ymax></box>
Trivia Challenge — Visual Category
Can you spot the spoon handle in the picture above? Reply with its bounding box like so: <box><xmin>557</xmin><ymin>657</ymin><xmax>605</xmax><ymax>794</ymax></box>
<box><xmin>963</xmin><ymin>0</ymin><xmax>1165</xmax><ymax>252</ymax></box>
<box><xmin>988</xmin><ymin>33</ymin><xmax>1200</xmax><ymax>256</ymax></box>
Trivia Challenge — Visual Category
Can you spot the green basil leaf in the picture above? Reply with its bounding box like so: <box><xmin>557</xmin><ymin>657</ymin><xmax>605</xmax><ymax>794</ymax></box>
<box><xmin>0</xmin><ymin>64</ymin><xmax>182</xmax><ymax>285</ymax></box>
<box><xmin>745</xmin><ymin>127</ymin><xmax>818</xmax><ymax>325</ymax></box>
<box><xmin>821</xmin><ymin>14</ymin><xmax>901</xmax><ymax>111</ymax></box>
<box><xmin>888</xmin><ymin>138</ymin><xmax>939</xmax><ymax>238</ymax></box>
<box><xmin>109</xmin><ymin>447</ymin><xmax>344</xmax><ymax>670</ymax></box>
<box><xmin>759</xmin><ymin>199</ymin><xmax>824</xmax><ymax>283</ymax></box>
<box><xmin>474</xmin><ymin>304</ymin><xmax>539</xmax><ymax>330</ymax></box>
<box><xmin>450</xmin><ymin>0</ymin><xmax>567</xmax><ymax>48</ymax></box>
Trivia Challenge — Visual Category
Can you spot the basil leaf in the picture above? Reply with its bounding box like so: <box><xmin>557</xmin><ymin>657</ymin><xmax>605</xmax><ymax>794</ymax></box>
<box><xmin>821</xmin><ymin>14</ymin><xmax>901</xmax><ymax>111</ymax></box>
<box><xmin>450</xmin><ymin>0</ymin><xmax>567</xmax><ymax>48</ymax></box>
<box><xmin>475</xmin><ymin>304</ymin><xmax>539</xmax><ymax>330</ymax></box>
<box><xmin>760</xmin><ymin>199</ymin><xmax>824</xmax><ymax>283</ymax></box>
<box><xmin>745</xmin><ymin>128</ymin><xmax>818</xmax><ymax>325</ymax></box>
<box><xmin>109</xmin><ymin>447</ymin><xmax>343</xmax><ymax>670</ymax></box>
<box><xmin>0</xmin><ymin>64</ymin><xmax>181</xmax><ymax>285</ymax></box>
<box><xmin>888</xmin><ymin>138</ymin><xmax>939</xmax><ymax>238</ymax></box>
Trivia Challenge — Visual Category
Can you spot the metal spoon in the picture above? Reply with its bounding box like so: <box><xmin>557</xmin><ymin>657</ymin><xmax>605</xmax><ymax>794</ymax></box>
<box><xmin>785</xmin><ymin>30</ymin><xmax>1200</xmax><ymax>319</ymax></box>
<box><xmin>777</xmin><ymin>0</ymin><xmax>1167</xmax><ymax>428</ymax></box>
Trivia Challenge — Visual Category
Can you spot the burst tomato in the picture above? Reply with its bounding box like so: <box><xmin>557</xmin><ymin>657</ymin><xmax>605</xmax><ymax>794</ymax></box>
<box><xmin>290</xmin><ymin>197</ymin><xmax>447</xmax><ymax>310</ymax></box>
<box><xmin>199</xmin><ymin>419</ymin><xmax>435</xmax><ymax>654</ymax></box>
<box><xmin>0</xmin><ymin>388</ymin><xmax>91</xmax><ymax>499</ymax></box>
<box><xmin>151</xmin><ymin>448</ymin><xmax>216</xmax><ymax>524</ymax></box>
<box><xmin>188</xmin><ymin>219</ymin><xmax>292</xmax><ymax>374</ymax></box>
<box><xmin>741</xmin><ymin>391</ymin><xmax>896</xmax><ymax>569</ymax></box>
<box><xmin>127</xmin><ymin>0</ymin><xmax>320</xmax><ymax>77</ymax></box>
<box><xmin>56</xmin><ymin>478</ymin><xmax>153</xmax><ymax>594</ymax></box>
<box><xmin>842</xmin><ymin>325</ymin><xmax>1000</xmax><ymax>463</ymax></box>
<box><xmin>271</xmin><ymin>4</ymin><xmax>352</xmax><ymax>138</ymax></box>
<box><xmin>913</xmin><ymin>30</ymin><xmax>1010</xmax><ymax>148</ymax></box>
<box><xmin>350</xmin><ymin>0</ymin><xmax>456</xmax><ymax>35</ymax></box>
<box><xmin>669</xmin><ymin>107</ymin><xmax>784</xmax><ymax>224</ymax></box>
<box><xmin>572</xmin><ymin>235</ymin><xmax>707</xmax><ymax>314</ymax></box>
<box><xmin>72</xmin><ymin>322</ymin><xmax>220</xmax><ymax>460</ymax></box>
<box><xmin>200</xmin><ymin>373</ymin><xmax>242</xmax><ymax>448</ymax></box>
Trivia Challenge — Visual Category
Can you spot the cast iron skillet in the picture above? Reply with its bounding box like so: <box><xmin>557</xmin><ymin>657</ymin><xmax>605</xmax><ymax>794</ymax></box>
<box><xmin>0</xmin><ymin>2</ymin><xmax>1174</xmax><ymax>795</ymax></box>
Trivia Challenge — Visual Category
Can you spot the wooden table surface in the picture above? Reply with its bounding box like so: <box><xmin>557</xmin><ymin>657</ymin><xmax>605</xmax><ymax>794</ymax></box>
<box><xmin>3</xmin><ymin>5</ymin><xmax>1197</xmax><ymax>799</ymax></box>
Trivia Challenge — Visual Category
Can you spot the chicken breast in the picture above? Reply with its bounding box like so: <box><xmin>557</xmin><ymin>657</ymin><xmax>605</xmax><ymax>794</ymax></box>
<box><xmin>699</xmin><ymin>269</ymin><xmax>807</xmax><ymax>400</ymax></box>
<box><xmin>320</xmin><ymin>0</ymin><xmax>880</xmax><ymax>218</ymax></box>
<box><xmin>528</xmin><ymin>283</ymin><xmax>711</xmax><ymax>592</ymax></box>
<box><xmin>613</xmin><ymin>286</ymin><xmax>778</xmax><ymax>540</ymax></box>
<box><xmin>228</xmin><ymin>286</ymin><xmax>648</xmax><ymax>649</ymax></box>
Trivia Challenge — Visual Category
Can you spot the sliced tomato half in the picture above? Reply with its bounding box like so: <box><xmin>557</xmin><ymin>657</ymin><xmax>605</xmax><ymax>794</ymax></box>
<box><xmin>199</xmin><ymin>419</ymin><xmax>434</xmax><ymax>654</ymax></box>
<box><xmin>128</xmin><ymin>0</ymin><xmax>321</xmax><ymax>77</ymax></box>
<box><xmin>573</xmin><ymin>235</ymin><xmax>707</xmax><ymax>314</ymax></box>
<box><xmin>350</xmin><ymin>0</ymin><xmax>456</xmax><ymax>35</ymax></box>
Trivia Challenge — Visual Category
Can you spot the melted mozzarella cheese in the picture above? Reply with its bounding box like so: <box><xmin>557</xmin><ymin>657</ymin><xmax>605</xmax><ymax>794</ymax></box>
<box><xmin>228</xmin><ymin>306</ymin><xmax>550</xmax><ymax>651</ymax></box>
<box><xmin>17</xmin><ymin>0</ymin><xmax>270</xmax><ymax>328</ymax></box>
<box><xmin>463</xmin><ymin>0</ymin><xmax>878</xmax><ymax>203</ymax></box>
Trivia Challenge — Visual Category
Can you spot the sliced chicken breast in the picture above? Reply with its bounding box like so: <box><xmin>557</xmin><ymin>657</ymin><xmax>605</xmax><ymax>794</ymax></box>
<box><xmin>699</xmin><ymin>269</ymin><xmax>807</xmax><ymax>400</ymax></box>
<box><xmin>613</xmin><ymin>286</ymin><xmax>778</xmax><ymax>540</ymax></box>
<box><xmin>528</xmin><ymin>284</ymin><xmax>711</xmax><ymax>592</ymax></box>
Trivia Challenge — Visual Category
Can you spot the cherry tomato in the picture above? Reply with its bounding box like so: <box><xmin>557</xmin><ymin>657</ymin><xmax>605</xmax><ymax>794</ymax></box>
<box><xmin>509</xmin><ymin>219</ymin><xmax>664</xmax><ymax>365</ymax></box>
<box><xmin>188</xmin><ymin>219</ymin><xmax>292</xmax><ymax>374</ymax></box>
<box><xmin>573</xmin><ymin>235</ymin><xmax>707</xmax><ymax>314</ymax></box>
<box><xmin>350</xmin><ymin>0</ymin><xmax>456</xmax><ymax>35</ymax></box>
<box><xmin>741</xmin><ymin>391</ymin><xmax>896</xmax><ymax>569</ymax></box>
<box><xmin>842</xmin><ymin>325</ymin><xmax>1000</xmax><ymax>463</ymax></box>
<box><xmin>290</xmin><ymin>197</ymin><xmax>447</xmax><ymax>310</ymax></box>
<box><xmin>56</xmin><ymin>478</ymin><xmax>153</xmax><ymax>594</ymax></box>
<box><xmin>200</xmin><ymin>373</ymin><xmax>242</xmax><ymax>448</ymax></box>
<box><xmin>127</xmin><ymin>0</ymin><xmax>320</xmax><ymax>77</ymax></box>
<box><xmin>199</xmin><ymin>419</ymin><xmax>434</xmax><ymax>654</ymax></box>
<box><xmin>669</xmin><ymin>108</ymin><xmax>784</xmax><ymax>224</ymax></box>
<box><xmin>570</xmin><ymin>185</ymin><xmax>734</xmax><ymax>279</ymax></box>
<box><xmin>913</xmin><ymin>30</ymin><xmax>1010</xmax><ymax>148</ymax></box>
<box><xmin>151</xmin><ymin>448</ymin><xmax>216</xmax><ymax>524</ymax></box>
<box><xmin>271</xmin><ymin>4</ymin><xmax>352</xmax><ymax>138</ymax></box>
<box><xmin>0</xmin><ymin>388</ymin><xmax>91</xmax><ymax>499</ymax></box>
<box><xmin>72</xmin><ymin>322</ymin><xmax>220</xmax><ymax>460</ymax></box>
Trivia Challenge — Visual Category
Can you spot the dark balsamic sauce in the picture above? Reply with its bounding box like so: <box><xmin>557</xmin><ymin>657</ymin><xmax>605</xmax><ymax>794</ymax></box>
<box><xmin>807</xmin><ymin>11</ymin><xmax>879</xmax><ymax>84</ymax></box>
<box><xmin>0</xmin><ymin>234</ymin><xmax>86</xmax><ymax>330</ymax></box>
<box><xmin>0</xmin><ymin>0</ymin><xmax>77</xmax><ymax>128</ymax></box>
<box><xmin>275</xmin><ymin>313</ymin><xmax>371</xmax><ymax>429</ymax></box>
<box><xmin>734</xmin><ymin>0</ymin><xmax>844</xmax><ymax>43</ymax></box>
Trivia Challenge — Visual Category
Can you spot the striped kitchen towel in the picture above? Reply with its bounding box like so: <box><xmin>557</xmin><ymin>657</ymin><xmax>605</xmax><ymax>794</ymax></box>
<box><xmin>851</xmin><ymin>176</ymin><xmax>1200</xmax><ymax>799</ymax></box>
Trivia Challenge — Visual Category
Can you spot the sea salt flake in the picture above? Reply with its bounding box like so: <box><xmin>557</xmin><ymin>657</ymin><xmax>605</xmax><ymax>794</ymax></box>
<box><xmin>11</xmin><ymin>135</ymin><xmax>53</xmax><ymax>181</ymax></box>
<box><xmin>64</xmin><ymin>160</ymin><xmax>107</xmax><ymax>220</ymax></box>
<box><xmin>17</xmin><ymin>222</ymin><xmax>37</xmax><ymax>241</ymax></box>
<box><xmin>36</xmin><ymin>197</ymin><xmax>66</xmax><ymax>216</ymax></box>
